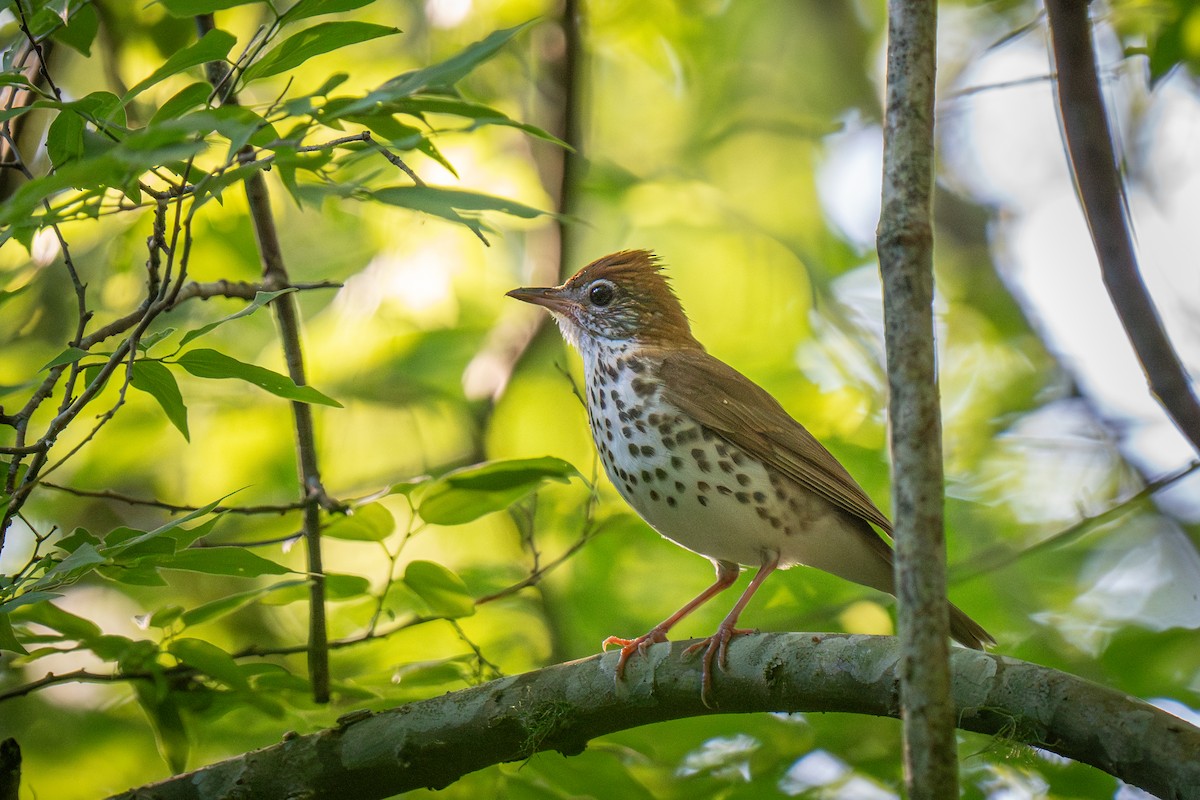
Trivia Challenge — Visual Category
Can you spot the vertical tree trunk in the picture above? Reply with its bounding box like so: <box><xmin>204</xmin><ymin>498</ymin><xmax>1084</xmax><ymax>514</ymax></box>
<box><xmin>876</xmin><ymin>1</ymin><xmax>958</xmax><ymax>797</ymax></box>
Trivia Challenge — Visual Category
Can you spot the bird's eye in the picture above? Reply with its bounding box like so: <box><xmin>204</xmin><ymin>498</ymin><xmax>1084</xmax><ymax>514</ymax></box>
<box><xmin>589</xmin><ymin>282</ymin><xmax>615</xmax><ymax>307</ymax></box>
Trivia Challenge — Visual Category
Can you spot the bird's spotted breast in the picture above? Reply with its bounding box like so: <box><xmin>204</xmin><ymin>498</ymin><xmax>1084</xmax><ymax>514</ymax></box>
<box><xmin>584</xmin><ymin>350</ymin><xmax>834</xmax><ymax>568</ymax></box>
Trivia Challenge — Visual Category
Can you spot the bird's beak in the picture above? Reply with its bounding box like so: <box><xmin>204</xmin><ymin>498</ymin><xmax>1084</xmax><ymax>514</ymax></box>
<box><xmin>506</xmin><ymin>285</ymin><xmax>572</xmax><ymax>314</ymax></box>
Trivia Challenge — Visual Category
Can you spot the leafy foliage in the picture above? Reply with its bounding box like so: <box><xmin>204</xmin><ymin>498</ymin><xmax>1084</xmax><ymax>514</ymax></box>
<box><xmin>0</xmin><ymin>0</ymin><xmax>573</xmax><ymax>789</ymax></box>
<box><xmin>0</xmin><ymin>0</ymin><xmax>1196</xmax><ymax>798</ymax></box>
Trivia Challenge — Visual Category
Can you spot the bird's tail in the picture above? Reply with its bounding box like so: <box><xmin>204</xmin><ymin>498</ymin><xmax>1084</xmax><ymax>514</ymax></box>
<box><xmin>949</xmin><ymin>602</ymin><xmax>995</xmax><ymax>650</ymax></box>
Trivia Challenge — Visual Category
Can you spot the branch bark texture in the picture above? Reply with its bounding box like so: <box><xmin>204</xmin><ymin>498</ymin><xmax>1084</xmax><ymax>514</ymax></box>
<box><xmin>1045</xmin><ymin>0</ymin><xmax>1200</xmax><ymax>455</ymax></box>
<box><xmin>107</xmin><ymin>634</ymin><xmax>1200</xmax><ymax>800</ymax></box>
<box><xmin>876</xmin><ymin>1</ymin><xmax>956</xmax><ymax>797</ymax></box>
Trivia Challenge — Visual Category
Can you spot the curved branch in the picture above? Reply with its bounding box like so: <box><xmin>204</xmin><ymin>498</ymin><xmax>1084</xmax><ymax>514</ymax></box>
<box><xmin>107</xmin><ymin>634</ymin><xmax>1200</xmax><ymax>800</ymax></box>
<box><xmin>1045</xmin><ymin>0</ymin><xmax>1200</xmax><ymax>456</ymax></box>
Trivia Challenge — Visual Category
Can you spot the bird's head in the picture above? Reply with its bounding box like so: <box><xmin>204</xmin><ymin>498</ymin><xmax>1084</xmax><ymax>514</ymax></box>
<box><xmin>507</xmin><ymin>250</ymin><xmax>700</xmax><ymax>352</ymax></box>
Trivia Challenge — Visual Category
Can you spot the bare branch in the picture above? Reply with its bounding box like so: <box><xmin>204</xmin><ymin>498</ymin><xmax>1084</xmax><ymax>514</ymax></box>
<box><xmin>1045</xmin><ymin>0</ymin><xmax>1200</xmax><ymax>456</ymax></box>
<box><xmin>952</xmin><ymin>460</ymin><xmax>1200</xmax><ymax>583</ymax></box>
<box><xmin>13</xmin><ymin>1</ymin><xmax>61</xmax><ymax>101</ymax></box>
<box><xmin>360</xmin><ymin>131</ymin><xmax>426</xmax><ymax>186</ymax></box>
<box><xmin>194</xmin><ymin>11</ymin><xmax>333</xmax><ymax>703</ymax></box>
<box><xmin>462</xmin><ymin>0</ymin><xmax>585</xmax><ymax>400</ymax></box>
<box><xmin>38</xmin><ymin>482</ymin><xmax>310</xmax><ymax>516</ymax></box>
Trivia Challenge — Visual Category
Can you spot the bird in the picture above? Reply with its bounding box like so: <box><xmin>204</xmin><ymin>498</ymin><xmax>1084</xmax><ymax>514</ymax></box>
<box><xmin>507</xmin><ymin>249</ymin><xmax>994</xmax><ymax>702</ymax></box>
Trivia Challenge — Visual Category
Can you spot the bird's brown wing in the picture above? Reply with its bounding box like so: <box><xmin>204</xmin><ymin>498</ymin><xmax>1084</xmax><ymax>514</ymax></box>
<box><xmin>658</xmin><ymin>348</ymin><xmax>894</xmax><ymax>535</ymax></box>
<box><xmin>659</xmin><ymin>349</ymin><xmax>997</xmax><ymax>650</ymax></box>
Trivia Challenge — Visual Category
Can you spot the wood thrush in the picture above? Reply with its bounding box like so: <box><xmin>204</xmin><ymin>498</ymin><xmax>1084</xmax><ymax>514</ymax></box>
<box><xmin>508</xmin><ymin>250</ymin><xmax>994</xmax><ymax>701</ymax></box>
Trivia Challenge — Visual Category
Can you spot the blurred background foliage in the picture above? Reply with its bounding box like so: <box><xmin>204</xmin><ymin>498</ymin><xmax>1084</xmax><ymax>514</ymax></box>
<box><xmin>0</xmin><ymin>0</ymin><xmax>1198</xmax><ymax>797</ymax></box>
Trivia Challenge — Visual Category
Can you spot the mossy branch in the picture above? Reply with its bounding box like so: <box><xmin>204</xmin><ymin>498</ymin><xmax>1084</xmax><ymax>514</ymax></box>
<box><xmin>108</xmin><ymin>634</ymin><xmax>1200</xmax><ymax>800</ymax></box>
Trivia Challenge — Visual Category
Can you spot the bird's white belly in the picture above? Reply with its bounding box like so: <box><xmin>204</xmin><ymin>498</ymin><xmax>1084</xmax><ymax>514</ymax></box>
<box><xmin>586</xmin><ymin>370</ymin><xmax>843</xmax><ymax>569</ymax></box>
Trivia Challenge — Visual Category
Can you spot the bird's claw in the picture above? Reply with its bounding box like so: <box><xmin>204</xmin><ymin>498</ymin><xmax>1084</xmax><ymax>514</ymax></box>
<box><xmin>682</xmin><ymin>624</ymin><xmax>754</xmax><ymax>707</ymax></box>
<box><xmin>602</xmin><ymin>628</ymin><xmax>669</xmax><ymax>680</ymax></box>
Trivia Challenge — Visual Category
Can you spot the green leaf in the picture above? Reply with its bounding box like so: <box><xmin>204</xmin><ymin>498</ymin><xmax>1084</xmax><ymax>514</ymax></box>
<box><xmin>176</xmin><ymin>348</ymin><xmax>342</xmax><ymax>407</ymax></box>
<box><xmin>102</xmin><ymin>495</ymin><xmax>232</xmax><ymax>556</ymax></box>
<box><xmin>403</xmin><ymin>560</ymin><xmax>475</xmax><ymax>618</ymax></box>
<box><xmin>259</xmin><ymin>572</ymin><xmax>370</xmax><ymax>605</ymax></box>
<box><xmin>374</xmin><ymin>186</ymin><xmax>549</xmax><ymax>219</ymax></box>
<box><xmin>40</xmin><ymin>346</ymin><xmax>88</xmax><ymax>371</ymax></box>
<box><xmin>418</xmin><ymin>457</ymin><xmax>579</xmax><ymax>525</ymax></box>
<box><xmin>13</xmin><ymin>600</ymin><xmax>102</xmax><ymax>641</ymax></box>
<box><xmin>168</xmin><ymin>516</ymin><xmax>223</xmax><ymax>550</ymax></box>
<box><xmin>111</xmin><ymin>532</ymin><xmax>176</xmax><ymax>562</ymax></box>
<box><xmin>279</xmin><ymin>0</ymin><xmax>374</xmax><ymax>25</ymax></box>
<box><xmin>243</xmin><ymin>22</ymin><xmax>401</xmax><ymax>83</ymax></box>
<box><xmin>0</xmin><ymin>613</ymin><xmax>27</xmax><ymax>654</ymax></box>
<box><xmin>137</xmin><ymin>327</ymin><xmax>177</xmax><ymax>353</ymax></box>
<box><xmin>155</xmin><ymin>547</ymin><xmax>293</xmax><ymax>578</ymax></box>
<box><xmin>187</xmin><ymin>162</ymin><xmax>263</xmax><ymax>211</ymax></box>
<box><xmin>390</xmin><ymin>478</ymin><xmax>430</xmax><ymax>494</ymax></box>
<box><xmin>104</xmin><ymin>526</ymin><xmax>152</xmax><ymax>548</ymax></box>
<box><xmin>36</xmin><ymin>90</ymin><xmax>126</xmax><ymax>129</ymax></box>
<box><xmin>169</xmin><ymin>638</ymin><xmax>249</xmax><ymax>690</ymax></box>
<box><xmin>323</xmin><ymin>503</ymin><xmax>394</xmax><ymax>541</ymax></box>
<box><xmin>51</xmin><ymin>3</ymin><xmax>99</xmax><ymax>56</ymax></box>
<box><xmin>0</xmin><ymin>106</ymin><xmax>33</xmax><ymax>125</ymax></box>
<box><xmin>135</xmin><ymin>686</ymin><xmax>190</xmax><ymax>775</ymax></box>
<box><xmin>146</xmin><ymin>605</ymin><xmax>184</xmax><ymax>628</ymax></box>
<box><xmin>318</xmin><ymin>22</ymin><xmax>535</xmax><ymax>129</ymax></box>
<box><xmin>0</xmin><ymin>591</ymin><xmax>64</xmax><ymax>616</ymax></box>
<box><xmin>54</xmin><ymin>527</ymin><xmax>100</xmax><ymax>554</ymax></box>
<box><xmin>100</xmin><ymin>565</ymin><xmax>167</xmax><ymax>586</ymax></box>
<box><xmin>29</xmin><ymin>542</ymin><xmax>106</xmax><ymax>591</ymax></box>
<box><xmin>178</xmin><ymin>289</ymin><xmax>296</xmax><ymax>347</ymax></box>
<box><xmin>0</xmin><ymin>74</ymin><xmax>39</xmax><ymax>92</ymax></box>
<box><xmin>371</xmin><ymin>22</ymin><xmax>533</xmax><ymax>100</ymax></box>
<box><xmin>46</xmin><ymin>109</ymin><xmax>85</xmax><ymax>168</ymax></box>
<box><xmin>179</xmin><ymin>580</ymin><xmax>308</xmax><ymax>627</ymax></box>
<box><xmin>130</xmin><ymin>360</ymin><xmax>190</xmax><ymax>441</ymax></box>
<box><xmin>369</xmin><ymin>185</ymin><xmax>550</xmax><ymax>235</ymax></box>
<box><xmin>179</xmin><ymin>591</ymin><xmax>261</xmax><ymax>628</ymax></box>
<box><xmin>125</xmin><ymin>28</ymin><xmax>237</xmax><ymax>102</ymax></box>
<box><xmin>161</xmin><ymin>0</ymin><xmax>258</xmax><ymax>15</ymax></box>
<box><xmin>149</xmin><ymin>82</ymin><xmax>212</xmax><ymax>126</ymax></box>
<box><xmin>324</xmin><ymin>572</ymin><xmax>372</xmax><ymax>599</ymax></box>
<box><xmin>389</xmin><ymin>96</ymin><xmax>568</xmax><ymax>147</ymax></box>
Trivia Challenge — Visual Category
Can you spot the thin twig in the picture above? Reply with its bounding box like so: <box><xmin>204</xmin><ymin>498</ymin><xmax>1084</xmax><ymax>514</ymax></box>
<box><xmin>0</xmin><ymin>669</ymin><xmax>126</xmax><ymax>704</ymax></box>
<box><xmin>38</xmin><ymin>482</ymin><xmax>310</xmax><ymax>515</ymax></box>
<box><xmin>195</xmin><ymin>11</ymin><xmax>333</xmax><ymax>703</ymax></box>
<box><xmin>460</xmin><ymin>0</ymin><xmax>584</xmax><ymax>401</ymax></box>
<box><xmin>361</xmin><ymin>131</ymin><xmax>426</xmax><ymax>186</ymax></box>
<box><xmin>951</xmin><ymin>460</ymin><xmax>1200</xmax><ymax>583</ymax></box>
<box><xmin>13</xmin><ymin>0</ymin><xmax>62</xmax><ymax>101</ymax></box>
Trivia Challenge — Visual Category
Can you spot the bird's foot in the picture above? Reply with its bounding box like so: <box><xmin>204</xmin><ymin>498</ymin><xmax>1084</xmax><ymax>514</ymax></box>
<box><xmin>602</xmin><ymin>628</ymin><xmax>670</xmax><ymax>680</ymax></box>
<box><xmin>682</xmin><ymin>623</ymin><xmax>754</xmax><ymax>707</ymax></box>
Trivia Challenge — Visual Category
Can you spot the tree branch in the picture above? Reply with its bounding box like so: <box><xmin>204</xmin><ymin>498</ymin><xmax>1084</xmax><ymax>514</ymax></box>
<box><xmin>877</xmin><ymin>1</ymin><xmax>957</xmax><ymax>797</ymax></box>
<box><xmin>37</xmin><ymin>482</ymin><xmax>310</xmax><ymax>516</ymax></box>
<box><xmin>462</xmin><ymin>0</ymin><xmax>586</xmax><ymax>402</ymax></box>
<box><xmin>1045</xmin><ymin>0</ymin><xmax>1200</xmax><ymax>456</ymax></box>
<box><xmin>105</xmin><ymin>634</ymin><xmax>1200</xmax><ymax>800</ymax></box>
<box><xmin>196</xmin><ymin>12</ymin><xmax>333</xmax><ymax>703</ymax></box>
<box><xmin>0</xmin><ymin>738</ymin><xmax>19</xmax><ymax>800</ymax></box>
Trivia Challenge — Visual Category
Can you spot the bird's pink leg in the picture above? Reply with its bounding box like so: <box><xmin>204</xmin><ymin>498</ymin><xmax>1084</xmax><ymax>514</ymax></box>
<box><xmin>684</xmin><ymin>554</ymin><xmax>780</xmax><ymax>706</ymax></box>
<box><xmin>603</xmin><ymin>560</ymin><xmax>740</xmax><ymax>680</ymax></box>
